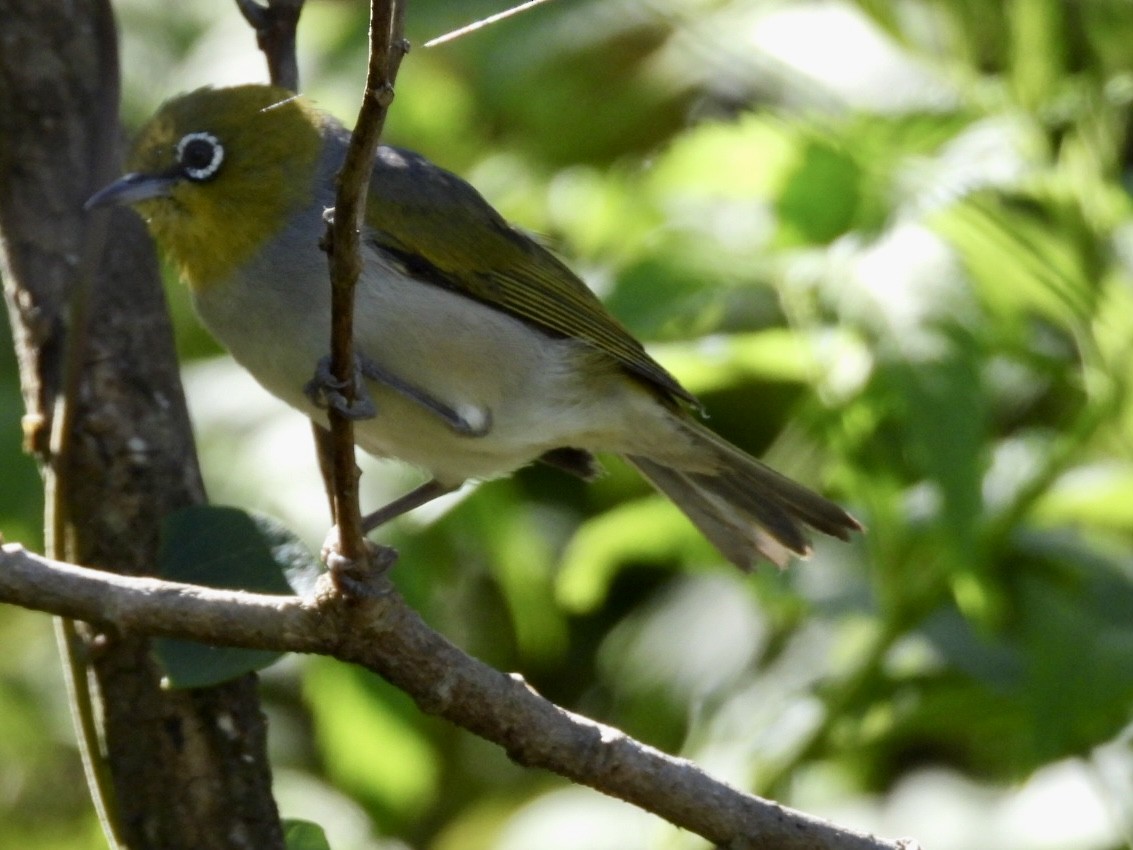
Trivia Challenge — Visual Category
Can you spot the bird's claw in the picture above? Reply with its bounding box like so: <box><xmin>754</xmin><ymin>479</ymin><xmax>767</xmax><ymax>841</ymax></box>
<box><xmin>304</xmin><ymin>355</ymin><xmax>378</xmax><ymax>420</ymax></box>
<box><xmin>321</xmin><ymin>525</ymin><xmax>398</xmax><ymax>598</ymax></box>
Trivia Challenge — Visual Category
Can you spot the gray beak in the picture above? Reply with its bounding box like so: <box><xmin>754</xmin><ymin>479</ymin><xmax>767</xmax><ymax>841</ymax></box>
<box><xmin>85</xmin><ymin>172</ymin><xmax>178</xmax><ymax>211</ymax></box>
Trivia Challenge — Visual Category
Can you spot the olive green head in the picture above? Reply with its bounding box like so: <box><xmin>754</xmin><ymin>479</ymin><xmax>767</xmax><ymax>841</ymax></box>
<box><xmin>88</xmin><ymin>84</ymin><xmax>326</xmax><ymax>288</ymax></box>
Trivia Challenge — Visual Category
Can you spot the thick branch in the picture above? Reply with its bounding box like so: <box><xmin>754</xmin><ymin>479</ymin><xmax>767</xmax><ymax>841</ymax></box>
<box><xmin>0</xmin><ymin>544</ymin><xmax>916</xmax><ymax>850</ymax></box>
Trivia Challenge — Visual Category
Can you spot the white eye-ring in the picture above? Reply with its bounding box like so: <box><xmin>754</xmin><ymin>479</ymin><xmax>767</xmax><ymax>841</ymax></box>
<box><xmin>176</xmin><ymin>131</ymin><xmax>225</xmax><ymax>182</ymax></box>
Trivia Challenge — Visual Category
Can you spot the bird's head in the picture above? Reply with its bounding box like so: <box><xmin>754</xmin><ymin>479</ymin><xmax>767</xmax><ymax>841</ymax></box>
<box><xmin>88</xmin><ymin>84</ymin><xmax>326</xmax><ymax>289</ymax></box>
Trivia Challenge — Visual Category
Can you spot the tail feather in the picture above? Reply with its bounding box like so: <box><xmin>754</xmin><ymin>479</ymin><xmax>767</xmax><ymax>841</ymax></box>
<box><xmin>688</xmin><ymin>468</ymin><xmax>811</xmax><ymax>552</ymax></box>
<box><xmin>624</xmin><ymin>422</ymin><xmax>860</xmax><ymax>571</ymax></box>
<box><xmin>627</xmin><ymin>457</ymin><xmax>798</xmax><ymax>569</ymax></box>
<box><xmin>699</xmin><ymin>456</ymin><xmax>857</xmax><ymax>541</ymax></box>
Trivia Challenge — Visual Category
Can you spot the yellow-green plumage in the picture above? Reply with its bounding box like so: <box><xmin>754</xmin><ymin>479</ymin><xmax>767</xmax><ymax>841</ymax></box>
<box><xmin>90</xmin><ymin>83</ymin><xmax>860</xmax><ymax>570</ymax></box>
<box><xmin>130</xmin><ymin>88</ymin><xmax>324</xmax><ymax>288</ymax></box>
<box><xmin>130</xmin><ymin>85</ymin><xmax>690</xmax><ymax>405</ymax></box>
<box><xmin>360</xmin><ymin>145</ymin><xmax>695</xmax><ymax>405</ymax></box>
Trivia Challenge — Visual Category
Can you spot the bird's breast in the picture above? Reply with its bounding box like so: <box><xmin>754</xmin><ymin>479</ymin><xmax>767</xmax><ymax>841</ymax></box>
<box><xmin>189</xmin><ymin>227</ymin><xmax>654</xmax><ymax>484</ymax></box>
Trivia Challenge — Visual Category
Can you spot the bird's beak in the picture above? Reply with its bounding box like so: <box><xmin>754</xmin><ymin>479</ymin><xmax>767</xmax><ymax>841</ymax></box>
<box><xmin>85</xmin><ymin>172</ymin><xmax>178</xmax><ymax>211</ymax></box>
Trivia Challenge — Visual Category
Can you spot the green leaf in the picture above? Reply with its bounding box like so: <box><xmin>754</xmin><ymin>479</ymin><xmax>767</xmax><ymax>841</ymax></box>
<box><xmin>557</xmin><ymin>496</ymin><xmax>712</xmax><ymax>613</ymax></box>
<box><xmin>1009</xmin><ymin>0</ymin><xmax>1067</xmax><ymax>111</ymax></box>
<box><xmin>1015</xmin><ymin>543</ymin><xmax>1133</xmax><ymax>762</ymax></box>
<box><xmin>932</xmin><ymin>195</ymin><xmax>1095</xmax><ymax>332</ymax></box>
<box><xmin>153</xmin><ymin>505</ymin><xmax>323</xmax><ymax>688</ymax></box>
<box><xmin>157</xmin><ymin>505</ymin><xmax>322</xmax><ymax>595</ymax></box>
<box><xmin>647</xmin><ymin>114</ymin><xmax>794</xmax><ymax>199</ymax></box>
<box><xmin>304</xmin><ymin>660</ymin><xmax>439</xmax><ymax>819</ymax></box>
<box><xmin>1035</xmin><ymin>462</ymin><xmax>1133</xmax><ymax>532</ymax></box>
<box><xmin>605</xmin><ymin>256</ymin><xmax>724</xmax><ymax>340</ymax></box>
<box><xmin>464</xmin><ymin>487</ymin><xmax>569</xmax><ymax>664</ymax></box>
<box><xmin>916</xmin><ymin>539</ymin><xmax>1133</xmax><ymax>776</ymax></box>
<box><xmin>655</xmin><ymin>329</ymin><xmax>819</xmax><ymax>395</ymax></box>
<box><xmin>883</xmin><ymin>337</ymin><xmax>989</xmax><ymax>571</ymax></box>
<box><xmin>283</xmin><ymin>820</ymin><xmax>332</xmax><ymax>850</ymax></box>
<box><xmin>775</xmin><ymin>140</ymin><xmax>862</xmax><ymax>245</ymax></box>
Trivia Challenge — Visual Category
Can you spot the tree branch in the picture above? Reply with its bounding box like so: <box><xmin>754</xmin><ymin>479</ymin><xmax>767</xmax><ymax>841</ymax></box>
<box><xmin>234</xmin><ymin>0</ymin><xmax>305</xmax><ymax>90</ymax></box>
<box><xmin>323</xmin><ymin>0</ymin><xmax>408</xmax><ymax>562</ymax></box>
<box><xmin>0</xmin><ymin>544</ymin><xmax>918</xmax><ymax>850</ymax></box>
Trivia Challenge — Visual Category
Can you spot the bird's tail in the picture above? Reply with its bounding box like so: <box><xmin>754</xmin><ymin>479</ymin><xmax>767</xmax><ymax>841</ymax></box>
<box><xmin>624</xmin><ymin>421</ymin><xmax>859</xmax><ymax>571</ymax></box>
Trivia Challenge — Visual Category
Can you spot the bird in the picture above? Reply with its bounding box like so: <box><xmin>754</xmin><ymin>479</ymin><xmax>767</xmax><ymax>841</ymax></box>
<box><xmin>87</xmin><ymin>83</ymin><xmax>860</xmax><ymax>570</ymax></box>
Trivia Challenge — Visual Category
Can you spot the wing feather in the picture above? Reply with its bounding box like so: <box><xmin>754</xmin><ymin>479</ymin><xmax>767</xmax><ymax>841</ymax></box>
<box><xmin>365</xmin><ymin>145</ymin><xmax>697</xmax><ymax>407</ymax></box>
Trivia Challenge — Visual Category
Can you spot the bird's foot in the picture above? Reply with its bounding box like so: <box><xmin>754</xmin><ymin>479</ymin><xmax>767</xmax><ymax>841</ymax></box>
<box><xmin>304</xmin><ymin>355</ymin><xmax>378</xmax><ymax>420</ymax></box>
<box><xmin>321</xmin><ymin>526</ymin><xmax>399</xmax><ymax>598</ymax></box>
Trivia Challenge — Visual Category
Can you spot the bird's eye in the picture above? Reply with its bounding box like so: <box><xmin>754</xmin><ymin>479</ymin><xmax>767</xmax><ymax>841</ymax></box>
<box><xmin>176</xmin><ymin>132</ymin><xmax>224</xmax><ymax>182</ymax></box>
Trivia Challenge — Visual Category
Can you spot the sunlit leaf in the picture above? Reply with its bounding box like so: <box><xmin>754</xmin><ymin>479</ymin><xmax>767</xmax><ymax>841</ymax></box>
<box><xmin>557</xmin><ymin>497</ymin><xmax>712</xmax><ymax>613</ymax></box>
<box><xmin>776</xmin><ymin>140</ymin><xmax>862</xmax><ymax>245</ymax></box>
<box><xmin>653</xmin><ymin>329</ymin><xmax>819</xmax><ymax>394</ymax></box>
<box><xmin>304</xmin><ymin>660</ymin><xmax>439</xmax><ymax>819</ymax></box>
<box><xmin>647</xmin><ymin>114</ymin><xmax>795</xmax><ymax>199</ymax></box>
<box><xmin>1034</xmin><ymin>462</ymin><xmax>1133</xmax><ymax>532</ymax></box>
<box><xmin>283</xmin><ymin>820</ymin><xmax>332</xmax><ymax>850</ymax></box>
<box><xmin>932</xmin><ymin>194</ymin><xmax>1096</xmax><ymax>331</ymax></box>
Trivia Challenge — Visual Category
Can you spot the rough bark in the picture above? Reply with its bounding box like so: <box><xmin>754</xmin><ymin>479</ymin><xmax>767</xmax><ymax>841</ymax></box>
<box><xmin>0</xmin><ymin>2</ymin><xmax>283</xmax><ymax>847</ymax></box>
<box><xmin>0</xmin><ymin>546</ymin><xmax>920</xmax><ymax>850</ymax></box>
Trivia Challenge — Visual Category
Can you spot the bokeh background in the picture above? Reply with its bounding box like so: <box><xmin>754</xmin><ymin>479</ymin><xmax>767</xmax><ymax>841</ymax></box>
<box><xmin>3</xmin><ymin>0</ymin><xmax>1133</xmax><ymax>848</ymax></box>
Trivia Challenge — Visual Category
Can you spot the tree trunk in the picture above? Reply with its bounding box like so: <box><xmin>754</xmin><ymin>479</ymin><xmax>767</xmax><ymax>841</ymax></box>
<box><xmin>0</xmin><ymin>2</ymin><xmax>284</xmax><ymax>847</ymax></box>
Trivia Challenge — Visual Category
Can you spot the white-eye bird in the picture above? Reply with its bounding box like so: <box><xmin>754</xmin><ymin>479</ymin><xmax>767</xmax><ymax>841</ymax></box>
<box><xmin>88</xmin><ymin>84</ymin><xmax>860</xmax><ymax>570</ymax></box>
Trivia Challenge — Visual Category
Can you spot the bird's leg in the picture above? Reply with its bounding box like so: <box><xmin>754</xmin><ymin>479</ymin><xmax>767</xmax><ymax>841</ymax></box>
<box><xmin>361</xmin><ymin>478</ymin><xmax>457</xmax><ymax>532</ymax></box>
<box><xmin>321</xmin><ymin>537</ymin><xmax>400</xmax><ymax>598</ymax></box>
<box><xmin>320</xmin><ymin>478</ymin><xmax>457</xmax><ymax>571</ymax></box>
<box><xmin>356</xmin><ymin>353</ymin><xmax>492</xmax><ymax>437</ymax></box>
<box><xmin>304</xmin><ymin>354</ymin><xmax>377</xmax><ymax>420</ymax></box>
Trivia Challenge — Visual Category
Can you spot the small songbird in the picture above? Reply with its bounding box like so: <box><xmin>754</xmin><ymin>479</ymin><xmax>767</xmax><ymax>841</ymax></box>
<box><xmin>87</xmin><ymin>84</ymin><xmax>860</xmax><ymax>569</ymax></box>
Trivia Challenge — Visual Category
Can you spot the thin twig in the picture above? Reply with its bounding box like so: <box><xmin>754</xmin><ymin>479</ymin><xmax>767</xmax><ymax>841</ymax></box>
<box><xmin>0</xmin><ymin>544</ymin><xmax>917</xmax><ymax>850</ymax></box>
<box><xmin>234</xmin><ymin>0</ymin><xmax>305</xmax><ymax>90</ymax></box>
<box><xmin>324</xmin><ymin>0</ymin><xmax>408</xmax><ymax>562</ymax></box>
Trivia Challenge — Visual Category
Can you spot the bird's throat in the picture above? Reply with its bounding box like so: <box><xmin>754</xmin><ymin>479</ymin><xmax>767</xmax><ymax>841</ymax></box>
<box><xmin>140</xmin><ymin>191</ymin><xmax>302</xmax><ymax>291</ymax></box>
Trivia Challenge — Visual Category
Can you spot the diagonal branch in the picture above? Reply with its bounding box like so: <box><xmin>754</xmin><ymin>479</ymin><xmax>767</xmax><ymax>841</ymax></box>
<box><xmin>0</xmin><ymin>543</ymin><xmax>918</xmax><ymax>850</ymax></box>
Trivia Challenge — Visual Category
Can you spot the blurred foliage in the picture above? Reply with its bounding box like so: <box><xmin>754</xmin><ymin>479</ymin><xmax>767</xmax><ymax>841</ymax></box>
<box><xmin>3</xmin><ymin>0</ymin><xmax>1133</xmax><ymax>848</ymax></box>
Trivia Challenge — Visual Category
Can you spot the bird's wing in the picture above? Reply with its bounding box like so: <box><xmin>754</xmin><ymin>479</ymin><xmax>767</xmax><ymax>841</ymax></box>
<box><xmin>363</xmin><ymin>146</ymin><xmax>697</xmax><ymax>408</ymax></box>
